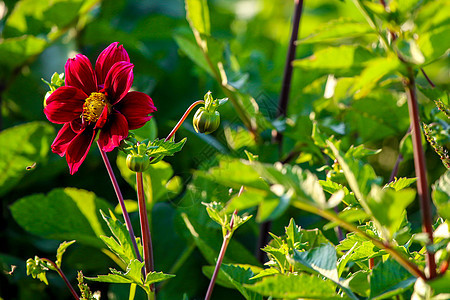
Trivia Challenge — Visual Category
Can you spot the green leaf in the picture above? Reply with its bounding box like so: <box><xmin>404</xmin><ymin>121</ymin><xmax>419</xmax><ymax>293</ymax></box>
<box><xmin>418</xmin><ymin>24</ymin><xmax>450</xmax><ymax>64</ymax></box>
<box><xmin>324</xmin><ymin>207</ymin><xmax>369</xmax><ymax>230</ymax></box>
<box><xmin>320</xmin><ymin>180</ymin><xmax>358</xmax><ymax>206</ymax></box>
<box><xmin>0</xmin><ymin>36</ymin><xmax>47</xmax><ymax>77</ymax></box>
<box><xmin>367</xmin><ymin>186</ymin><xmax>416</xmax><ymax>239</ymax></box>
<box><xmin>384</xmin><ymin>177</ymin><xmax>417</xmax><ymax>191</ymax></box>
<box><xmin>293</xmin><ymin>45</ymin><xmax>375</xmax><ymax>77</ymax></box>
<box><xmin>144</xmin><ymin>272</ymin><xmax>175</xmax><ymax>286</ymax></box>
<box><xmin>300</xmin><ymin>18</ymin><xmax>373</xmax><ymax>44</ymax></box>
<box><xmin>347</xmin><ymin>270</ymin><xmax>370</xmax><ymax>297</ymax></box>
<box><xmin>369</xmin><ymin>259</ymin><xmax>415</xmax><ymax>299</ymax></box>
<box><xmin>351</xmin><ymin>57</ymin><xmax>401</xmax><ymax>99</ymax></box>
<box><xmin>432</xmin><ymin>171</ymin><xmax>450</xmax><ymax>220</ymax></box>
<box><xmin>10</xmin><ymin>188</ymin><xmax>112</xmax><ymax>248</ymax></box>
<box><xmin>99</xmin><ymin>211</ymin><xmax>140</xmax><ymax>265</ymax></box>
<box><xmin>55</xmin><ymin>240</ymin><xmax>76</xmax><ymax>268</ymax></box>
<box><xmin>291</xmin><ymin>243</ymin><xmax>358</xmax><ymax>299</ymax></box>
<box><xmin>87</xmin><ymin>259</ymin><xmax>144</xmax><ymax>285</ymax></box>
<box><xmin>146</xmin><ymin>138</ymin><xmax>187</xmax><ymax>162</ymax></box>
<box><xmin>0</xmin><ymin>122</ymin><xmax>54</xmax><ymax>197</ymax></box>
<box><xmin>185</xmin><ymin>0</ymin><xmax>210</xmax><ymax>35</ymax></box>
<box><xmin>203</xmin><ymin>264</ymin><xmax>262</xmax><ymax>300</ymax></box>
<box><xmin>244</xmin><ymin>273</ymin><xmax>342</xmax><ymax>299</ymax></box>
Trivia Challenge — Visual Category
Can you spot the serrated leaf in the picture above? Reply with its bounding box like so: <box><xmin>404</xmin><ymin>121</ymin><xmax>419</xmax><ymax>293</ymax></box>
<box><xmin>87</xmin><ymin>259</ymin><xmax>144</xmax><ymax>285</ymax></box>
<box><xmin>147</xmin><ymin>138</ymin><xmax>187</xmax><ymax>160</ymax></box>
<box><xmin>10</xmin><ymin>188</ymin><xmax>112</xmax><ymax>248</ymax></box>
<box><xmin>370</xmin><ymin>259</ymin><xmax>415</xmax><ymax>299</ymax></box>
<box><xmin>144</xmin><ymin>271</ymin><xmax>175</xmax><ymax>286</ymax></box>
<box><xmin>99</xmin><ymin>211</ymin><xmax>139</xmax><ymax>265</ymax></box>
<box><xmin>244</xmin><ymin>273</ymin><xmax>342</xmax><ymax>299</ymax></box>
<box><xmin>55</xmin><ymin>240</ymin><xmax>76</xmax><ymax>268</ymax></box>
<box><xmin>320</xmin><ymin>180</ymin><xmax>358</xmax><ymax>206</ymax></box>
<box><xmin>384</xmin><ymin>177</ymin><xmax>417</xmax><ymax>191</ymax></box>
<box><xmin>367</xmin><ymin>186</ymin><xmax>416</xmax><ymax>239</ymax></box>
<box><xmin>291</xmin><ymin>243</ymin><xmax>358</xmax><ymax>299</ymax></box>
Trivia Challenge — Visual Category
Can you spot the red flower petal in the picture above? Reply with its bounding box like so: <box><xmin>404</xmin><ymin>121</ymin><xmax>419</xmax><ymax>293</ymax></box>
<box><xmin>103</xmin><ymin>62</ymin><xmax>134</xmax><ymax>105</ymax></box>
<box><xmin>51</xmin><ymin>123</ymin><xmax>77</xmax><ymax>157</ymax></box>
<box><xmin>44</xmin><ymin>86</ymin><xmax>87</xmax><ymax>124</ymax></box>
<box><xmin>65</xmin><ymin>54</ymin><xmax>97</xmax><ymax>95</ymax></box>
<box><xmin>94</xmin><ymin>105</ymin><xmax>109</xmax><ymax>129</ymax></box>
<box><xmin>98</xmin><ymin>111</ymin><xmax>129</xmax><ymax>152</ymax></box>
<box><xmin>116</xmin><ymin>91</ymin><xmax>157</xmax><ymax>130</ymax></box>
<box><xmin>65</xmin><ymin>128</ymin><xmax>97</xmax><ymax>175</ymax></box>
<box><xmin>95</xmin><ymin>42</ymin><xmax>130</xmax><ymax>85</ymax></box>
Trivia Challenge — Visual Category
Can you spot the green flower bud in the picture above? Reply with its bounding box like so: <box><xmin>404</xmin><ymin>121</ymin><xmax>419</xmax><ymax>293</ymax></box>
<box><xmin>193</xmin><ymin>107</ymin><xmax>220</xmax><ymax>134</ymax></box>
<box><xmin>126</xmin><ymin>153</ymin><xmax>150</xmax><ymax>172</ymax></box>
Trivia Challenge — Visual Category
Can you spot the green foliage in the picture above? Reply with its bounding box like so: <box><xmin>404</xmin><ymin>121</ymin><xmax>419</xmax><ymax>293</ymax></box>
<box><xmin>0</xmin><ymin>122</ymin><xmax>54</xmax><ymax>197</ymax></box>
<box><xmin>11</xmin><ymin>188</ymin><xmax>112</xmax><ymax>247</ymax></box>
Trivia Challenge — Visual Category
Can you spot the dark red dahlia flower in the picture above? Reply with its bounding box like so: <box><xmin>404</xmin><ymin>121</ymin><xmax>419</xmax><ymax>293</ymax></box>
<box><xmin>44</xmin><ymin>42</ymin><xmax>156</xmax><ymax>174</ymax></box>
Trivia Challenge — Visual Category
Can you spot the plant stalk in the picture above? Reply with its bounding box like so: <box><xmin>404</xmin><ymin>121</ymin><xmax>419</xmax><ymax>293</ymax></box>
<box><xmin>205</xmin><ymin>212</ymin><xmax>236</xmax><ymax>300</ymax></box>
<box><xmin>97</xmin><ymin>143</ymin><xmax>142</xmax><ymax>262</ymax></box>
<box><xmin>165</xmin><ymin>100</ymin><xmax>204</xmax><ymax>142</ymax></box>
<box><xmin>403</xmin><ymin>67</ymin><xmax>436</xmax><ymax>279</ymax></box>
<box><xmin>277</xmin><ymin>0</ymin><xmax>304</xmax><ymax>119</ymax></box>
<box><xmin>41</xmin><ymin>258</ymin><xmax>79</xmax><ymax>300</ymax></box>
<box><xmin>136</xmin><ymin>172</ymin><xmax>155</xmax><ymax>291</ymax></box>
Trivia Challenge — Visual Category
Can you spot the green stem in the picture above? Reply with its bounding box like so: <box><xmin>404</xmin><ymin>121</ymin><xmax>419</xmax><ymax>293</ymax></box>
<box><xmin>41</xmin><ymin>258</ymin><xmax>79</xmax><ymax>300</ymax></box>
<box><xmin>403</xmin><ymin>67</ymin><xmax>436</xmax><ymax>279</ymax></box>
<box><xmin>136</xmin><ymin>172</ymin><xmax>155</xmax><ymax>296</ymax></box>
<box><xmin>291</xmin><ymin>201</ymin><xmax>427</xmax><ymax>280</ymax></box>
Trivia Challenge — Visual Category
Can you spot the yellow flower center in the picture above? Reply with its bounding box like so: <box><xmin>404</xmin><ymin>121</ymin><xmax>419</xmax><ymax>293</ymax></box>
<box><xmin>82</xmin><ymin>92</ymin><xmax>110</xmax><ymax>122</ymax></box>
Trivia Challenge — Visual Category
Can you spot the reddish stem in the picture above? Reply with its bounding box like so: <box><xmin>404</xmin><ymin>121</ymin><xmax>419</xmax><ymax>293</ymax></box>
<box><xmin>136</xmin><ymin>172</ymin><xmax>154</xmax><ymax>285</ymax></box>
<box><xmin>97</xmin><ymin>143</ymin><xmax>142</xmax><ymax>263</ymax></box>
<box><xmin>369</xmin><ymin>258</ymin><xmax>375</xmax><ymax>270</ymax></box>
<box><xmin>205</xmin><ymin>212</ymin><xmax>236</xmax><ymax>300</ymax></box>
<box><xmin>421</xmin><ymin>68</ymin><xmax>436</xmax><ymax>88</ymax></box>
<box><xmin>403</xmin><ymin>67</ymin><xmax>436</xmax><ymax>279</ymax></box>
<box><xmin>41</xmin><ymin>258</ymin><xmax>79</xmax><ymax>300</ymax></box>
<box><xmin>165</xmin><ymin>100</ymin><xmax>204</xmax><ymax>142</ymax></box>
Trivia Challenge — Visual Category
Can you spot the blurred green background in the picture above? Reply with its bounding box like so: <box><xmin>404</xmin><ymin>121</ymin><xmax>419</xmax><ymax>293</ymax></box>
<box><xmin>0</xmin><ymin>0</ymin><xmax>448</xmax><ymax>299</ymax></box>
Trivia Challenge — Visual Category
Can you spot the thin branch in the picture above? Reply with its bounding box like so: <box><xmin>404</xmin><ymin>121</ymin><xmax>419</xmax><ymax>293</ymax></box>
<box><xmin>420</xmin><ymin>68</ymin><xmax>436</xmax><ymax>88</ymax></box>
<box><xmin>164</xmin><ymin>100</ymin><xmax>204</xmax><ymax>142</ymax></box>
<box><xmin>277</xmin><ymin>0</ymin><xmax>304</xmax><ymax>119</ymax></box>
<box><xmin>403</xmin><ymin>67</ymin><xmax>436</xmax><ymax>279</ymax></box>
<box><xmin>41</xmin><ymin>258</ymin><xmax>79</xmax><ymax>300</ymax></box>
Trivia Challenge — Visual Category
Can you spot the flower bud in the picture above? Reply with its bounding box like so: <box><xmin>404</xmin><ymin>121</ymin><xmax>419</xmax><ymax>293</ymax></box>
<box><xmin>126</xmin><ymin>153</ymin><xmax>150</xmax><ymax>172</ymax></box>
<box><xmin>193</xmin><ymin>107</ymin><xmax>220</xmax><ymax>134</ymax></box>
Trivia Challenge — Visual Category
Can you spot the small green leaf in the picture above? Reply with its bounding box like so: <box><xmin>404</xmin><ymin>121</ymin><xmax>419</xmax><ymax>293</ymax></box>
<box><xmin>384</xmin><ymin>177</ymin><xmax>417</xmax><ymax>191</ymax></box>
<box><xmin>55</xmin><ymin>240</ymin><xmax>76</xmax><ymax>268</ymax></box>
<box><xmin>185</xmin><ymin>0</ymin><xmax>210</xmax><ymax>35</ymax></box>
<box><xmin>144</xmin><ymin>271</ymin><xmax>175</xmax><ymax>286</ymax></box>
<box><xmin>87</xmin><ymin>259</ymin><xmax>144</xmax><ymax>285</ymax></box>
<box><xmin>146</xmin><ymin>138</ymin><xmax>187</xmax><ymax>163</ymax></box>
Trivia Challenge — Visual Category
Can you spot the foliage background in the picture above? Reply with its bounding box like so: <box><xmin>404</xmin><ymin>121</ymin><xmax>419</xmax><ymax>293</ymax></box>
<box><xmin>0</xmin><ymin>0</ymin><xmax>448</xmax><ymax>299</ymax></box>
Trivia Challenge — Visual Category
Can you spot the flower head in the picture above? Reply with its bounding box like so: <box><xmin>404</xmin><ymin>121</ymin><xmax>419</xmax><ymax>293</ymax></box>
<box><xmin>44</xmin><ymin>42</ymin><xmax>156</xmax><ymax>174</ymax></box>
